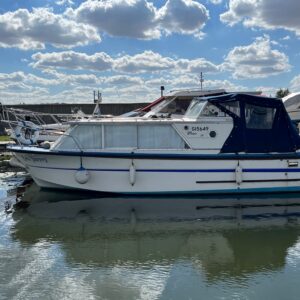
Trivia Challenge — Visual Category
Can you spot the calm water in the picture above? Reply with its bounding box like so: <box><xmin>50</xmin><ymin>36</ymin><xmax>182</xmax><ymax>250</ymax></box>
<box><xmin>2</xmin><ymin>174</ymin><xmax>300</xmax><ymax>299</ymax></box>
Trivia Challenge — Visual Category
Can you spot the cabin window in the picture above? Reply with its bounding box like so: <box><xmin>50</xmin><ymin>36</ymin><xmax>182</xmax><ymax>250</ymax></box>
<box><xmin>159</xmin><ymin>98</ymin><xmax>192</xmax><ymax>115</ymax></box>
<box><xmin>201</xmin><ymin>103</ymin><xmax>223</xmax><ymax>117</ymax></box>
<box><xmin>55</xmin><ymin>125</ymin><xmax>102</xmax><ymax>150</ymax></box>
<box><xmin>137</xmin><ymin>125</ymin><xmax>185</xmax><ymax>149</ymax></box>
<box><xmin>185</xmin><ymin>100</ymin><xmax>206</xmax><ymax>118</ymax></box>
<box><xmin>104</xmin><ymin>125</ymin><xmax>137</xmax><ymax>148</ymax></box>
<box><xmin>185</xmin><ymin>100</ymin><xmax>223</xmax><ymax>118</ymax></box>
<box><xmin>55</xmin><ymin>123</ymin><xmax>185</xmax><ymax>150</ymax></box>
<box><xmin>219</xmin><ymin>101</ymin><xmax>240</xmax><ymax>117</ymax></box>
<box><xmin>245</xmin><ymin>104</ymin><xmax>276</xmax><ymax>129</ymax></box>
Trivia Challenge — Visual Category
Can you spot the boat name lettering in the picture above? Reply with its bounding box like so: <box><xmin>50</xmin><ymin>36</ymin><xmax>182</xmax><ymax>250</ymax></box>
<box><xmin>191</xmin><ymin>126</ymin><xmax>209</xmax><ymax>132</ymax></box>
<box><xmin>31</xmin><ymin>156</ymin><xmax>48</xmax><ymax>163</ymax></box>
<box><xmin>21</xmin><ymin>155</ymin><xmax>48</xmax><ymax>163</ymax></box>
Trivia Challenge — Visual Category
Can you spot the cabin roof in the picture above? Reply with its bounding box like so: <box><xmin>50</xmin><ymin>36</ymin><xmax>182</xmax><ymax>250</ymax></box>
<box><xmin>206</xmin><ymin>93</ymin><xmax>282</xmax><ymax>106</ymax></box>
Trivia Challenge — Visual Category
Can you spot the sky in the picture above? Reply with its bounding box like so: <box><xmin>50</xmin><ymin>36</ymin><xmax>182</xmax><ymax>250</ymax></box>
<box><xmin>0</xmin><ymin>0</ymin><xmax>300</xmax><ymax>104</ymax></box>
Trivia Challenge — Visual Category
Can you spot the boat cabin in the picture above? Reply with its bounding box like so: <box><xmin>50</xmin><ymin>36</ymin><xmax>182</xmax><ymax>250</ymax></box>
<box><xmin>52</xmin><ymin>94</ymin><xmax>300</xmax><ymax>154</ymax></box>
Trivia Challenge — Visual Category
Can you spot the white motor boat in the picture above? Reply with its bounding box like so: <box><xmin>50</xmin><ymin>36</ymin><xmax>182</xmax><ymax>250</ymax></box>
<box><xmin>7</xmin><ymin>93</ymin><xmax>300</xmax><ymax>195</ymax></box>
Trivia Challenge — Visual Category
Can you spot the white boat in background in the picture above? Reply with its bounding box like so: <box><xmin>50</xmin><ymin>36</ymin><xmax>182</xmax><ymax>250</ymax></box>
<box><xmin>283</xmin><ymin>92</ymin><xmax>300</xmax><ymax>126</ymax></box>
<box><xmin>0</xmin><ymin>94</ymin><xmax>104</xmax><ymax>145</ymax></box>
<box><xmin>8</xmin><ymin>93</ymin><xmax>300</xmax><ymax>195</ymax></box>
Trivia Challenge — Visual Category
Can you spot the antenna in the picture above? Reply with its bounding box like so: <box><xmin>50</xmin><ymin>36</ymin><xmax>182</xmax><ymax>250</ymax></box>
<box><xmin>200</xmin><ymin>72</ymin><xmax>204</xmax><ymax>91</ymax></box>
<box><xmin>93</xmin><ymin>90</ymin><xmax>102</xmax><ymax>115</ymax></box>
<box><xmin>93</xmin><ymin>90</ymin><xmax>102</xmax><ymax>104</ymax></box>
<box><xmin>160</xmin><ymin>86</ymin><xmax>165</xmax><ymax>97</ymax></box>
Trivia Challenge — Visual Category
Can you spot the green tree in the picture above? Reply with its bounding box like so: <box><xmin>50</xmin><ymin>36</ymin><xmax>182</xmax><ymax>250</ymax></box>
<box><xmin>276</xmin><ymin>88</ymin><xmax>290</xmax><ymax>98</ymax></box>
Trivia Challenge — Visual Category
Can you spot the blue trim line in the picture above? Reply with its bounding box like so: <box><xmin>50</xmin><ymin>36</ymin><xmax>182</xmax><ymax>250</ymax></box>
<box><xmin>136</xmin><ymin>169</ymin><xmax>234</xmax><ymax>173</ymax></box>
<box><xmin>27</xmin><ymin>164</ymin><xmax>300</xmax><ymax>174</ymax></box>
<box><xmin>28</xmin><ymin>165</ymin><xmax>129</xmax><ymax>172</ymax></box>
<box><xmin>8</xmin><ymin>146</ymin><xmax>300</xmax><ymax>160</ymax></box>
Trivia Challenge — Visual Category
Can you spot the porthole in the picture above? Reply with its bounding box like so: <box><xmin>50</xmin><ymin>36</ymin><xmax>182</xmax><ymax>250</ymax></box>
<box><xmin>209</xmin><ymin>131</ymin><xmax>217</xmax><ymax>138</ymax></box>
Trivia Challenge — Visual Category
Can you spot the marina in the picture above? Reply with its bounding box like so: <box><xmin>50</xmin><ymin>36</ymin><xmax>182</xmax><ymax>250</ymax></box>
<box><xmin>2</xmin><ymin>0</ymin><xmax>300</xmax><ymax>298</ymax></box>
<box><xmin>2</xmin><ymin>92</ymin><xmax>300</xmax><ymax>299</ymax></box>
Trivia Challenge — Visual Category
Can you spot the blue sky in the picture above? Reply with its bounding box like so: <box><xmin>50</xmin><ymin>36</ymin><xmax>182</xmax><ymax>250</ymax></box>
<box><xmin>0</xmin><ymin>0</ymin><xmax>300</xmax><ymax>104</ymax></box>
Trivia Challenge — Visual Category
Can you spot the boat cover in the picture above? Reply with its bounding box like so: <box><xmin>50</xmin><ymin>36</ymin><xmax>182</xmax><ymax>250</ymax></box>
<box><xmin>206</xmin><ymin>93</ymin><xmax>300</xmax><ymax>153</ymax></box>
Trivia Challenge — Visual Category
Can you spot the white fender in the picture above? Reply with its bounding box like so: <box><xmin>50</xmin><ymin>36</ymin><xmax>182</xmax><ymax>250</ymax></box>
<box><xmin>14</xmin><ymin>121</ymin><xmax>40</xmax><ymax>145</ymax></box>
<box><xmin>75</xmin><ymin>168</ymin><xmax>90</xmax><ymax>184</ymax></box>
<box><xmin>235</xmin><ymin>165</ymin><xmax>243</xmax><ymax>185</ymax></box>
<box><xmin>129</xmin><ymin>163</ymin><xmax>136</xmax><ymax>185</ymax></box>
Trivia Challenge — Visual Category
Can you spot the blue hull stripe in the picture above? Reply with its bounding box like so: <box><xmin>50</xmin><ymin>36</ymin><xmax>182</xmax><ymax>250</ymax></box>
<box><xmin>27</xmin><ymin>164</ymin><xmax>300</xmax><ymax>173</ymax></box>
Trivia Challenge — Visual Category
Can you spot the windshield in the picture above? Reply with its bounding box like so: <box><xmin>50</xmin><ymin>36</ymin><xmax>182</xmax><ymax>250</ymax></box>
<box><xmin>144</xmin><ymin>97</ymin><xmax>193</xmax><ymax>117</ymax></box>
<box><xmin>143</xmin><ymin>99</ymin><xmax>171</xmax><ymax>117</ymax></box>
<box><xmin>185</xmin><ymin>99</ymin><xmax>206</xmax><ymax>119</ymax></box>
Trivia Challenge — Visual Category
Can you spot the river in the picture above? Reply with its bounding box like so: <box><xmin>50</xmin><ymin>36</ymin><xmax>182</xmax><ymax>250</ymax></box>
<box><xmin>1</xmin><ymin>173</ymin><xmax>300</xmax><ymax>299</ymax></box>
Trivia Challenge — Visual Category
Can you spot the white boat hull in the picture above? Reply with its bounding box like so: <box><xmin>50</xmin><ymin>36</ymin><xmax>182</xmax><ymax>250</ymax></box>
<box><xmin>12</xmin><ymin>150</ymin><xmax>300</xmax><ymax>195</ymax></box>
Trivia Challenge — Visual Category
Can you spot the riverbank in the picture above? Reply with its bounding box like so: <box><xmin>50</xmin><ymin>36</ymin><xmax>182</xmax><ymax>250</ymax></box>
<box><xmin>0</xmin><ymin>150</ymin><xmax>24</xmax><ymax>173</ymax></box>
<box><xmin>0</xmin><ymin>135</ymin><xmax>10</xmax><ymax>142</ymax></box>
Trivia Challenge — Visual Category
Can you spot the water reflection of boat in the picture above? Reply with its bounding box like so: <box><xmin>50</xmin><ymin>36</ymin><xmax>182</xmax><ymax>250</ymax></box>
<box><xmin>8</xmin><ymin>185</ymin><xmax>300</xmax><ymax>299</ymax></box>
<box><xmin>11</xmin><ymin>202</ymin><xmax>300</xmax><ymax>282</ymax></box>
<box><xmin>17</xmin><ymin>183</ymin><xmax>300</xmax><ymax>221</ymax></box>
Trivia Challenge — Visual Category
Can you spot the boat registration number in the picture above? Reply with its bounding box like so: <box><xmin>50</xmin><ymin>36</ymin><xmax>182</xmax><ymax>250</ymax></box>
<box><xmin>191</xmin><ymin>126</ymin><xmax>209</xmax><ymax>132</ymax></box>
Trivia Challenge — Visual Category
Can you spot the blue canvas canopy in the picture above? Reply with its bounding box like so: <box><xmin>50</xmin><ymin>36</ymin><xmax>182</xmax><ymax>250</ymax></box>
<box><xmin>206</xmin><ymin>93</ymin><xmax>300</xmax><ymax>153</ymax></box>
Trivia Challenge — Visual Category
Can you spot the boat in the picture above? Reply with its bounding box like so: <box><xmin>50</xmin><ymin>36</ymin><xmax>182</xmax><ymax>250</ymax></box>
<box><xmin>7</xmin><ymin>93</ymin><xmax>300</xmax><ymax>195</ymax></box>
<box><xmin>283</xmin><ymin>92</ymin><xmax>300</xmax><ymax>130</ymax></box>
<box><xmin>0</xmin><ymin>92</ymin><xmax>105</xmax><ymax>145</ymax></box>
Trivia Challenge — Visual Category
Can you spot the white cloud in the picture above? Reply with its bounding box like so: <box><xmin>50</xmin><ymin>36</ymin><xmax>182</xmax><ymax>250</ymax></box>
<box><xmin>0</xmin><ymin>71</ymin><xmax>59</xmax><ymax>86</ymax></box>
<box><xmin>145</xmin><ymin>75</ymin><xmax>247</xmax><ymax>93</ymax></box>
<box><xmin>222</xmin><ymin>36</ymin><xmax>291</xmax><ymax>79</ymax></box>
<box><xmin>0</xmin><ymin>72</ymin><xmax>25</xmax><ymax>83</ymax></box>
<box><xmin>157</xmin><ymin>0</ymin><xmax>209</xmax><ymax>36</ymax></box>
<box><xmin>209</xmin><ymin>0</ymin><xmax>223</xmax><ymax>4</ymax></box>
<box><xmin>31</xmin><ymin>50</ymin><xmax>220</xmax><ymax>75</ymax></box>
<box><xmin>177</xmin><ymin>58</ymin><xmax>219</xmax><ymax>74</ymax></box>
<box><xmin>56</xmin><ymin>73</ymin><xmax>101</xmax><ymax>86</ymax></box>
<box><xmin>31</xmin><ymin>51</ymin><xmax>113</xmax><ymax>71</ymax></box>
<box><xmin>221</xmin><ymin>0</ymin><xmax>300</xmax><ymax>36</ymax></box>
<box><xmin>0</xmin><ymin>8</ymin><xmax>100</xmax><ymax>50</ymax></box>
<box><xmin>52</xmin><ymin>72</ymin><xmax>143</xmax><ymax>86</ymax></box>
<box><xmin>0</xmin><ymin>70</ymin><xmax>250</xmax><ymax>104</ymax></box>
<box><xmin>114</xmin><ymin>51</ymin><xmax>175</xmax><ymax>73</ymax></box>
<box><xmin>290</xmin><ymin>75</ymin><xmax>300</xmax><ymax>91</ymax></box>
<box><xmin>56</xmin><ymin>0</ymin><xmax>74</xmax><ymax>6</ymax></box>
<box><xmin>70</xmin><ymin>0</ymin><xmax>209</xmax><ymax>39</ymax></box>
<box><xmin>254</xmin><ymin>85</ymin><xmax>277</xmax><ymax>96</ymax></box>
<box><xmin>103</xmin><ymin>75</ymin><xmax>143</xmax><ymax>86</ymax></box>
<box><xmin>69</xmin><ymin>0</ymin><xmax>160</xmax><ymax>39</ymax></box>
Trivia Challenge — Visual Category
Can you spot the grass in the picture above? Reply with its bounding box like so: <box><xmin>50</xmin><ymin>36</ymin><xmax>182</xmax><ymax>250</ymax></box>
<box><xmin>0</xmin><ymin>135</ymin><xmax>11</xmax><ymax>142</ymax></box>
<box><xmin>0</xmin><ymin>154</ymin><xmax>11</xmax><ymax>161</ymax></box>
